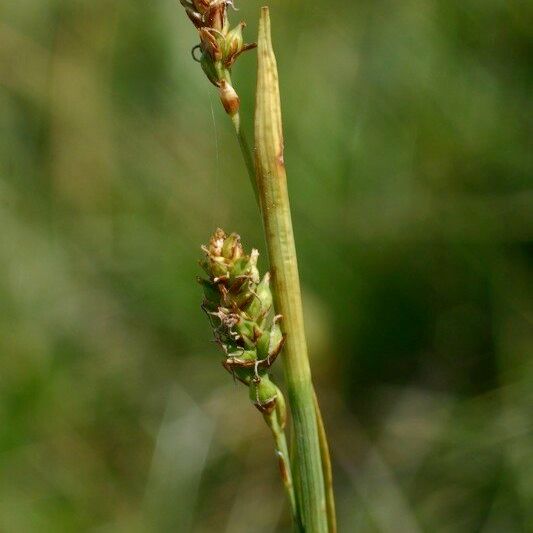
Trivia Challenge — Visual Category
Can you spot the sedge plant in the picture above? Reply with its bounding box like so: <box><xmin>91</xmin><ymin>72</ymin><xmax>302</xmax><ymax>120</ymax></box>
<box><xmin>179</xmin><ymin>2</ymin><xmax>335</xmax><ymax>530</ymax></box>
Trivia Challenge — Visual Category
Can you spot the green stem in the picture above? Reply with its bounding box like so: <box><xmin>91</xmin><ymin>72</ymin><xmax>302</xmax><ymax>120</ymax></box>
<box><xmin>255</xmin><ymin>8</ymin><xmax>327</xmax><ymax>532</ymax></box>
<box><xmin>264</xmin><ymin>406</ymin><xmax>299</xmax><ymax>526</ymax></box>
<box><xmin>223</xmin><ymin>71</ymin><xmax>260</xmax><ymax>205</ymax></box>
<box><xmin>223</xmin><ymin>55</ymin><xmax>303</xmax><ymax>532</ymax></box>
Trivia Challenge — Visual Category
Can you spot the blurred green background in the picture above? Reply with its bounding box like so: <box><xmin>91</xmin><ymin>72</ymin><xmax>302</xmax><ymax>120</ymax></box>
<box><xmin>1</xmin><ymin>0</ymin><xmax>532</xmax><ymax>531</ymax></box>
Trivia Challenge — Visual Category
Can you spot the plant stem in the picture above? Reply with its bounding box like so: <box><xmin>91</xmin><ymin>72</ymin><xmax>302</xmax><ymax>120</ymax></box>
<box><xmin>223</xmin><ymin>71</ymin><xmax>259</xmax><ymax>205</ymax></box>
<box><xmin>255</xmin><ymin>7</ymin><xmax>328</xmax><ymax>532</ymax></box>
<box><xmin>224</xmin><ymin>70</ymin><xmax>300</xmax><ymax>524</ymax></box>
<box><xmin>264</xmin><ymin>405</ymin><xmax>299</xmax><ymax>526</ymax></box>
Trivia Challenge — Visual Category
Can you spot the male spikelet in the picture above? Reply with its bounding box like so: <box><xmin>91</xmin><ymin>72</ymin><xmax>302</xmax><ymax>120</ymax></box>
<box><xmin>179</xmin><ymin>1</ymin><xmax>256</xmax><ymax>115</ymax></box>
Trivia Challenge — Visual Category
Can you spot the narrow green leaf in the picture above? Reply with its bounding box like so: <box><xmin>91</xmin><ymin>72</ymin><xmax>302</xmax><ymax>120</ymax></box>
<box><xmin>255</xmin><ymin>7</ymin><xmax>329</xmax><ymax>532</ymax></box>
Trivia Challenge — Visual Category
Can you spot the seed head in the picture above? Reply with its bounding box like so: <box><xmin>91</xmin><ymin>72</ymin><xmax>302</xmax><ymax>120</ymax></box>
<box><xmin>198</xmin><ymin>229</ymin><xmax>285</xmax><ymax>390</ymax></box>
<box><xmin>179</xmin><ymin>0</ymin><xmax>256</xmax><ymax>87</ymax></box>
